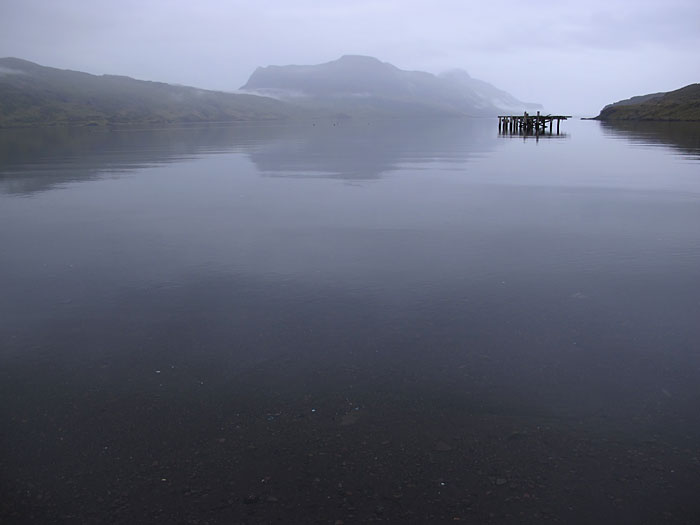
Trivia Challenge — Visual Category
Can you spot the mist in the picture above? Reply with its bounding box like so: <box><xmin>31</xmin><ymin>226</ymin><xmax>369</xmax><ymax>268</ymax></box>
<box><xmin>1</xmin><ymin>0</ymin><xmax>698</xmax><ymax>115</ymax></box>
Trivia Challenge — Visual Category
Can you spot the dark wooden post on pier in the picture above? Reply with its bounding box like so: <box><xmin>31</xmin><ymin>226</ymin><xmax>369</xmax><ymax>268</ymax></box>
<box><xmin>497</xmin><ymin>113</ymin><xmax>571</xmax><ymax>136</ymax></box>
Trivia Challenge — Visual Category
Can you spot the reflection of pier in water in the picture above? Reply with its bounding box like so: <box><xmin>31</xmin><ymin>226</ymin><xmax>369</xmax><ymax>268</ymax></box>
<box><xmin>498</xmin><ymin>111</ymin><xmax>571</xmax><ymax>138</ymax></box>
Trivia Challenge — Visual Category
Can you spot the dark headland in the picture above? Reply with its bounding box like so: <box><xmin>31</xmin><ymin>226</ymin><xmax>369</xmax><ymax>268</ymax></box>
<box><xmin>594</xmin><ymin>83</ymin><xmax>700</xmax><ymax>121</ymax></box>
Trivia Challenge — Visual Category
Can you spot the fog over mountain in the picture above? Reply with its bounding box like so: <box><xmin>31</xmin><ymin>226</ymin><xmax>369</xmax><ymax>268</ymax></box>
<box><xmin>437</xmin><ymin>69</ymin><xmax>543</xmax><ymax>114</ymax></box>
<box><xmin>2</xmin><ymin>1</ymin><xmax>699</xmax><ymax>115</ymax></box>
<box><xmin>0</xmin><ymin>55</ymin><xmax>545</xmax><ymax>127</ymax></box>
<box><xmin>241</xmin><ymin>55</ymin><xmax>542</xmax><ymax>117</ymax></box>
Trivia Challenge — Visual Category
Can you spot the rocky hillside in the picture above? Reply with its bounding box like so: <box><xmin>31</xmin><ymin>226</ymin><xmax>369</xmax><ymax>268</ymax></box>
<box><xmin>595</xmin><ymin>84</ymin><xmax>700</xmax><ymax>121</ymax></box>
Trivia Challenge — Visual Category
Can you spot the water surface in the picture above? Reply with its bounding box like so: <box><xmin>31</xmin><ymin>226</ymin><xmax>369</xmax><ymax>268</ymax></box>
<box><xmin>2</xmin><ymin>119</ymin><xmax>700</xmax><ymax>523</ymax></box>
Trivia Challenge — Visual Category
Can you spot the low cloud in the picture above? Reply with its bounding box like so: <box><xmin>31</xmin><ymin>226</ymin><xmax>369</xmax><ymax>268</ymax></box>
<box><xmin>0</xmin><ymin>66</ymin><xmax>24</xmax><ymax>75</ymax></box>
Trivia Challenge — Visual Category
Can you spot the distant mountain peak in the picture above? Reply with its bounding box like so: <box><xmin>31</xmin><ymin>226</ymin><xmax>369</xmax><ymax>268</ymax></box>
<box><xmin>241</xmin><ymin>56</ymin><xmax>542</xmax><ymax>116</ymax></box>
<box><xmin>0</xmin><ymin>57</ymin><xmax>36</xmax><ymax>67</ymax></box>
<box><xmin>0</xmin><ymin>57</ymin><xmax>43</xmax><ymax>75</ymax></box>
<box><xmin>337</xmin><ymin>54</ymin><xmax>382</xmax><ymax>63</ymax></box>
<box><xmin>328</xmin><ymin>55</ymin><xmax>396</xmax><ymax>73</ymax></box>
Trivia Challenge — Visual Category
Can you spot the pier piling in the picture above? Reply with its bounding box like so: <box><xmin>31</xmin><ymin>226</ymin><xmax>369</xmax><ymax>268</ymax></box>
<box><xmin>497</xmin><ymin>113</ymin><xmax>571</xmax><ymax>136</ymax></box>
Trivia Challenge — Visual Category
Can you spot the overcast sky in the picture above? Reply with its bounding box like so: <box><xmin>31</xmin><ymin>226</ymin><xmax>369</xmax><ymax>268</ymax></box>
<box><xmin>1</xmin><ymin>0</ymin><xmax>698</xmax><ymax>115</ymax></box>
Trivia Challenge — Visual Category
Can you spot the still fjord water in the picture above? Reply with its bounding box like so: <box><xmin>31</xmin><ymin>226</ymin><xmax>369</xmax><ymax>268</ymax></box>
<box><xmin>1</xmin><ymin>119</ymin><xmax>699</xmax><ymax>523</ymax></box>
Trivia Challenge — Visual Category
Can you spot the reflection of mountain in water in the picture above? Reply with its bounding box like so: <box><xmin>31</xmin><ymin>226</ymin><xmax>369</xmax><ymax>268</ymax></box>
<box><xmin>0</xmin><ymin>119</ymin><xmax>498</xmax><ymax>194</ymax></box>
<box><xmin>0</xmin><ymin>124</ymin><xmax>287</xmax><ymax>194</ymax></box>
<box><xmin>599</xmin><ymin>121</ymin><xmax>700</xmax><ymax>159</ymax></box>
<box><xmin>247</xmin><ymin>119</ymin><xmax>497</xmax><ymax>180</ymax></box>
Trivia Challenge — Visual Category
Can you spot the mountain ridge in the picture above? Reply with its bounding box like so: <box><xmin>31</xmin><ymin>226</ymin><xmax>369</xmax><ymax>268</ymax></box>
<box><xmin>0</xmin><ymin>57</ymin><xmax>300</xmax><ymax>127</ymax></box>
<box><xmin>241</xmin><ymin>55</ymin><xmax>542</xmax><ymax>117</ymax></box>
<box><xmin>1</xmin><ymin>56</ymin><xmax>544</xmax><ymax>127</ymax></box>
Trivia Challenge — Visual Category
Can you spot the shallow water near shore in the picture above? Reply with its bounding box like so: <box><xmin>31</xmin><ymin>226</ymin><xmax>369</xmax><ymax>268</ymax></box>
<box><xmin>2</xmin><ymin>118</ymin><xmax>700</xmax><ymax>523</ymax></box>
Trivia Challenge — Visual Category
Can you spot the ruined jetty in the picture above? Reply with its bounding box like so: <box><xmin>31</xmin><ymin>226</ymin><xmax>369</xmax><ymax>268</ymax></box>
<box><xmin>498</xmin><ymin>111</ymin><xmax>571</xmax><ymax>135</ymax></box>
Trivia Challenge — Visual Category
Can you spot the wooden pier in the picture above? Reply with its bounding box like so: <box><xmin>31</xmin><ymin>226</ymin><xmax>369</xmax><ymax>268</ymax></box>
<box><xmin>498</xmin><ymin>111</ymin><xmax>571</xmax><ymax>135</ymax></box>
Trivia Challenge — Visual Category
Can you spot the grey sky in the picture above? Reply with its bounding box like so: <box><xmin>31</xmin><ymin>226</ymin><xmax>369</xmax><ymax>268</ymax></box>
<box><xmin>1</xmin><ymin>0</ymin><xmax>698</xmax><ymax>115</ymax></box>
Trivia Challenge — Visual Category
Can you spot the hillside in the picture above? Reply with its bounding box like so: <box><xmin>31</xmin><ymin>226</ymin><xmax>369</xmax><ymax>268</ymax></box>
<box><xmin>595</xmin><ymin>84</ymin><xmax>700</xmax><ymax>121</ymax></box>
<box><xmin>0</xmin><ymin>58</ymin><xmax>299</xmax><ymax>127</ymax></box>
<box><xmin>0</xmin><ymin>56</ymin><xmax>545</xmax><ymax>126</ymax></box>
<box><xmin>241</xmin><ymin>55</ymin><xmax>541</xmax><ymax>117</ymax></box>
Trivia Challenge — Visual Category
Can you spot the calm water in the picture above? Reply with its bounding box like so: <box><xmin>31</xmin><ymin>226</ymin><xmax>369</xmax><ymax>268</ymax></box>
<box><xmin>1</xmin><ymin>119</ymin><xmax>700</xmax><ymax>523</ymax></box>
